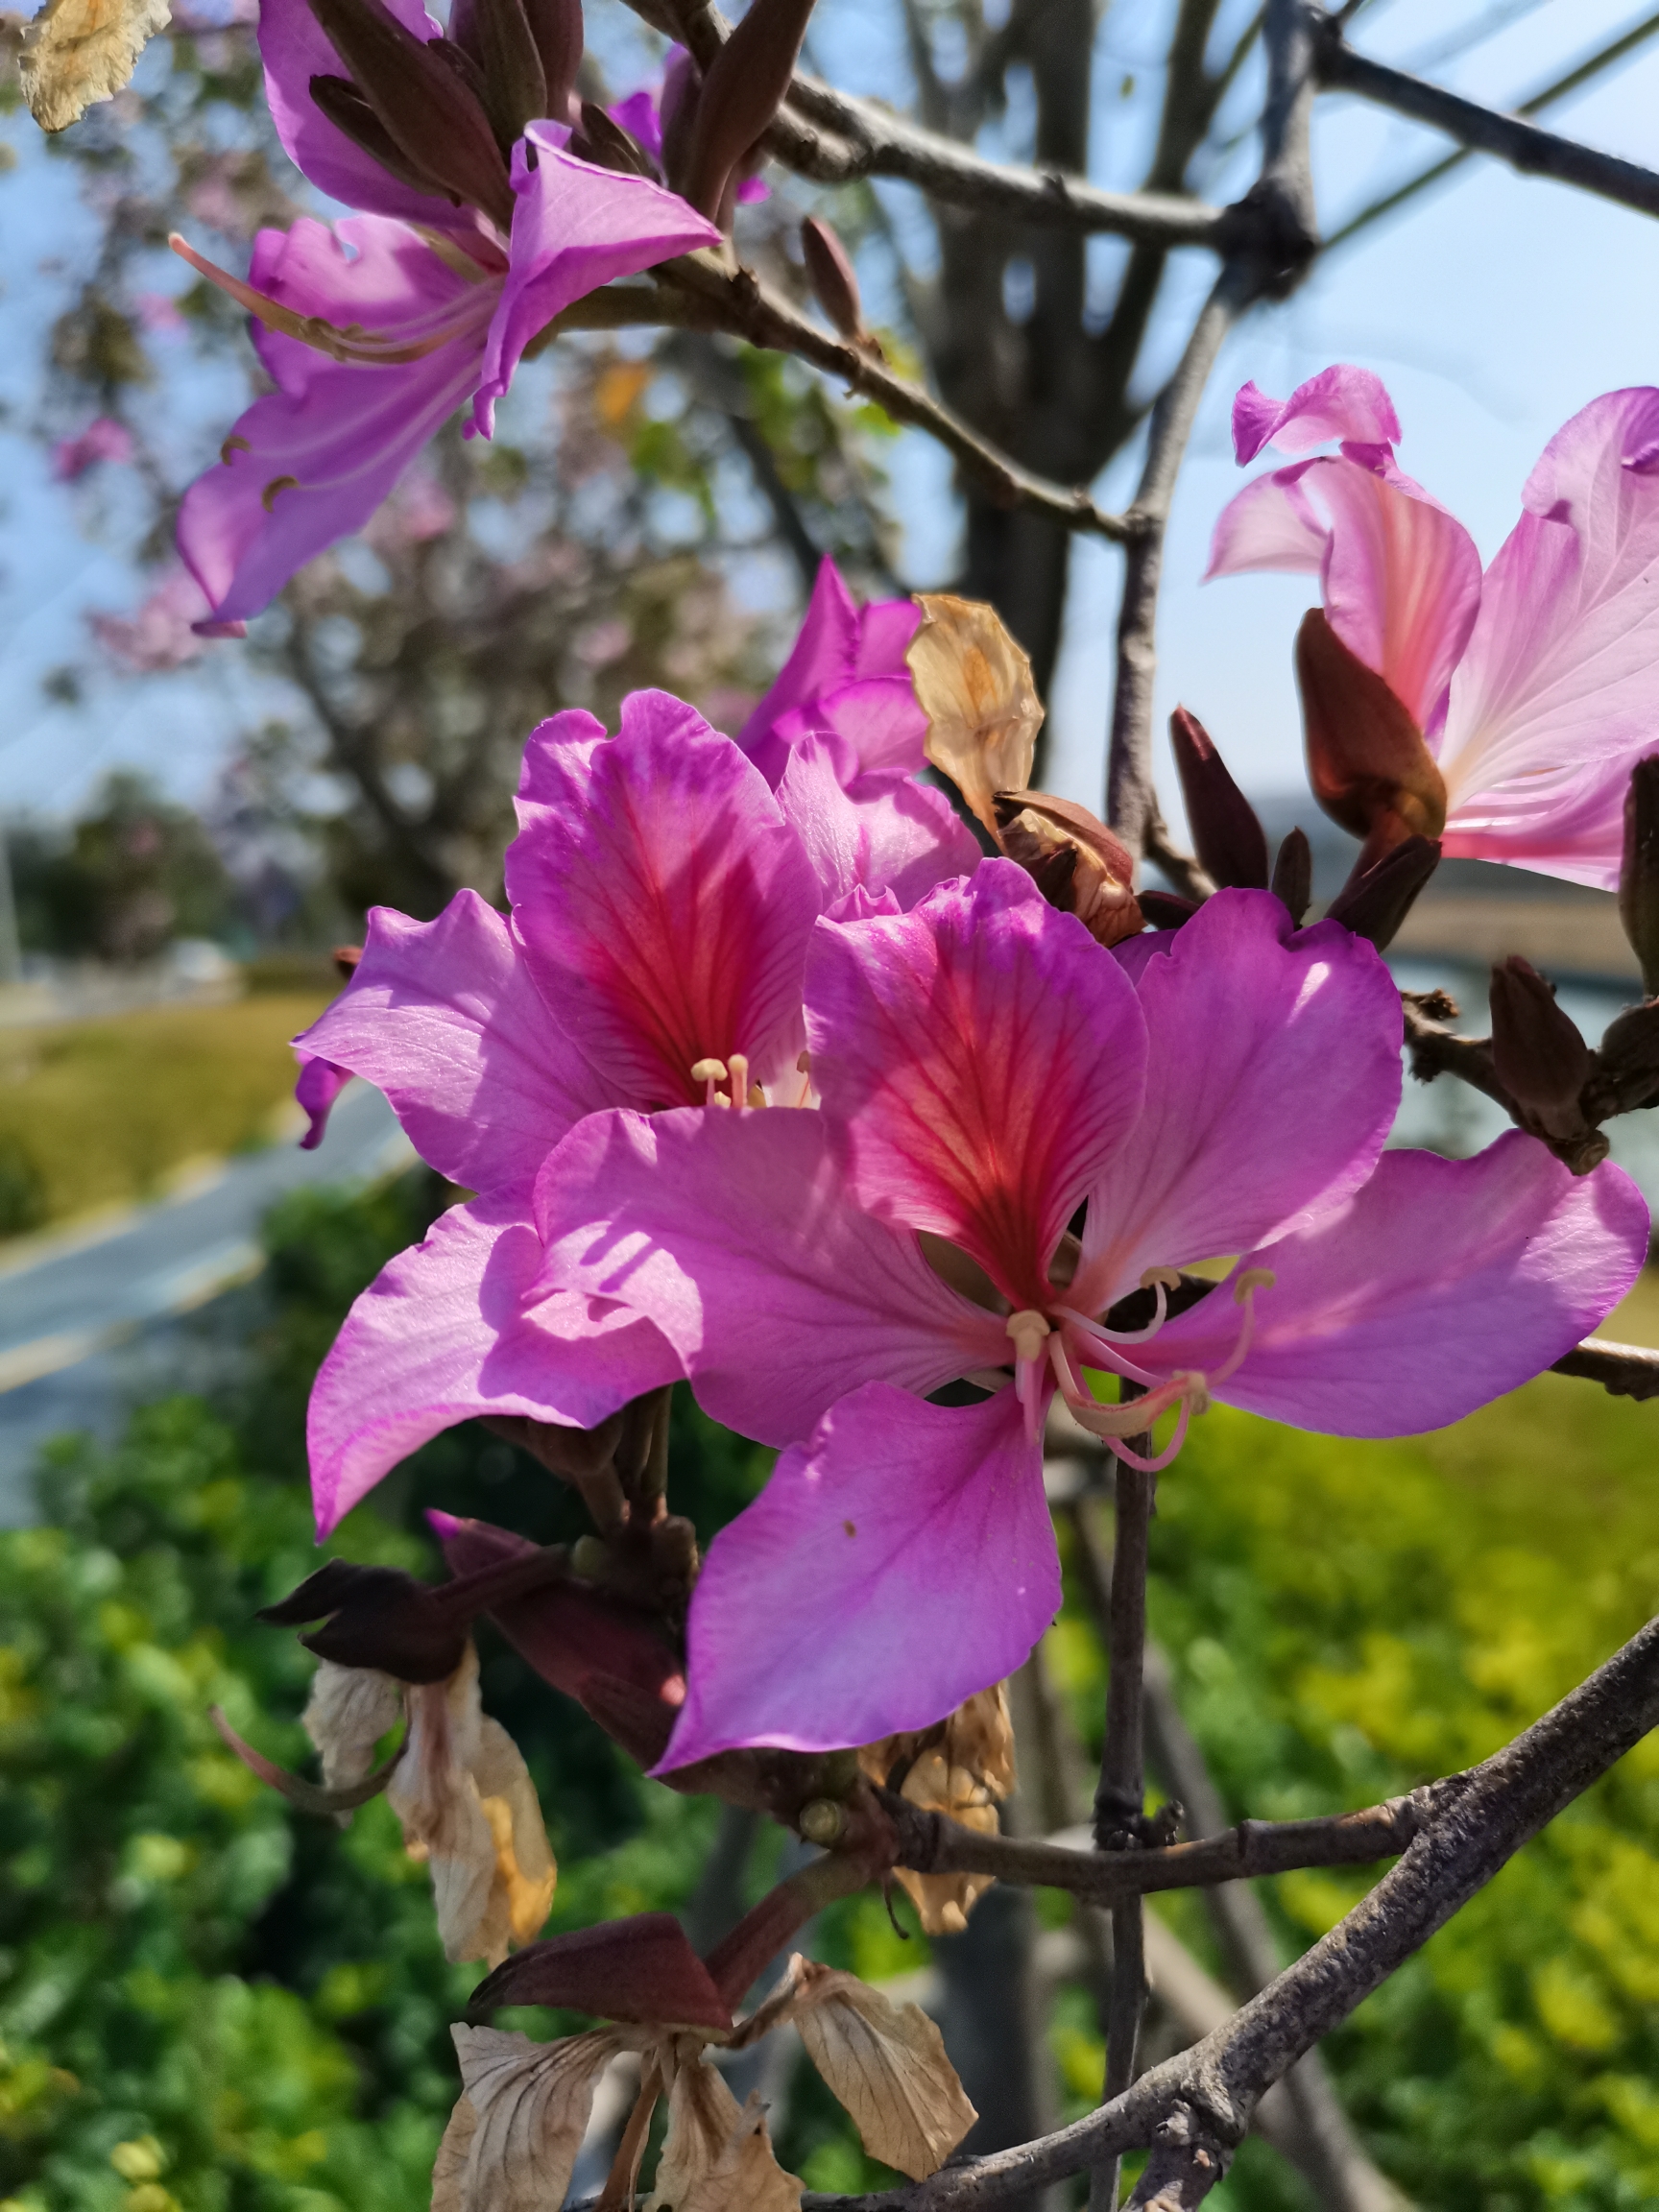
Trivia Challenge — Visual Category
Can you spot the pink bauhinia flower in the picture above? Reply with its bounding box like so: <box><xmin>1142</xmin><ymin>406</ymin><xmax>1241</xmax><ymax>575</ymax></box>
<box><xmin>533</xmin><ymin>866</ymin><xmax>1647</xmax><ymax>1762</ymax></box>
<box><xmin>52</xmin><ymin>416</ymin><xmax>132</xmax><ymax>481</ymax></box>
<box><xmin>171</xmin><ymin>0</ymin><xmax>720</xmax><ymax>633</ymax></box>
<box><xmin>294</xmin><ymin>667</ymin><xmax>978</xmax><ymax>1537</ymax></box>
<box><xmin>1209</xmin><ymin>363</ymin><xmax>1659</xmax><ymax>887</ymax></box>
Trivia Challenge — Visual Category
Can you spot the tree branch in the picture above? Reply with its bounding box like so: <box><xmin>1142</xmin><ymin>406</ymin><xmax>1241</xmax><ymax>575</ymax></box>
<box><xmin>1551</xmin><ymin>1336</ymin><xmax>1659</xmax><ymax>1401</ymax></box>
<box><xmin>1313</xmin><ymin>2</ymin><xmax>1659</xmax><ymax>230</ymax></box>
<box><xmin>814</xmin><ymin>1611</ymin><xmax>1659</xmax><ymax>2208</ymax></box>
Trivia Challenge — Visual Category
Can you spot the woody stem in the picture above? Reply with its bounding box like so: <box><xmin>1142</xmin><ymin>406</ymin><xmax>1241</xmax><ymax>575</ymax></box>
<box><xmin>1091</xmin><ymin>1387</ymin><xmax>1155</xmax><ymax>2211</ymax></box>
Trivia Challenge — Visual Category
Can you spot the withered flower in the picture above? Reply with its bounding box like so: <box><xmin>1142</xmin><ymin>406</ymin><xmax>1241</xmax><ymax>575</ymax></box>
<box><xmin>991</xmin><ymin>792</ymin><xmax>1142</xmax><ymax>950</ymax></box>
<box><xmin>907</xmin><ymin>593</ymin><xmax>1043</xmax><ymax>838</ymax></box>
<box><xmin>860</xmin><ymin>1685</ymin><xmax>1015</xmax><ymax>1935</ymax></box>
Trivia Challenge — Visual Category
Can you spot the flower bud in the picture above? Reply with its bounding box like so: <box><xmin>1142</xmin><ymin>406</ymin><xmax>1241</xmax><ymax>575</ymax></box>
<box><xmin>1324</xmin><ymin>832</ymin><xmax>1439</xmax><ymax>950</ymax></box>
<box><xmin>1489</xmin><ymin>957</ymin><xmax>1595</xmax><ymax>1140</ymax></box>
<box><xmin>992</xmin><ymin>790</ymin><xmax>1142</xmax><ymax>949</ymax></box>
<box><xmin>1620</xmin><ymin>754</ymin><xmax>1659</xmax><ymax>998</ymax></box>
<box><xmin>682</xmin><ymin>0</ymin><xmax>817</xmax><ymax>220</ymax></box>
<box><xmin>304</xmin><ymin>0</ymin><xmax>514</xmax><ymax>228</ymax></box>
<box><xmin>1167</xmin><ymin>706</ymin><xmax>1267</xmax><ymax>890</ymax></box>
<box><xmin>447</xmin><ymin>0</ymin><xmax>547</xmax><ymax>148</ymax></box>
<box><xmin>801</xmin><ymin>215</ymin><xmax>865</xmax><ymax>342</ymax></box>
<box><xmin>1269</xmin><ymin>827</ymin><xmax>1311</xmax><ymax>926</ymax></box>
<box><xmin>1138</xmin><ymin>889</ymin><xmax>1196</xmax><ymax>931</ymax></box>
<box><xmin>1294</xmin><ymin>609</ymin><xmax>1447</xmax><ymax>870</ymax></box>
<box><xmin>570</xmin><ymin>97</ymin><xmax>658</xmax><ymax>176</ymax></box>
<box><xmin>1594</xmin><ymin>1000</ymin><xmax>1659</xmax><ymax>1114</ymax></box>
<box><xmin>521</xmin><ymin>0</ymin><xmax>582</xmax><ymax>123</ymax></box>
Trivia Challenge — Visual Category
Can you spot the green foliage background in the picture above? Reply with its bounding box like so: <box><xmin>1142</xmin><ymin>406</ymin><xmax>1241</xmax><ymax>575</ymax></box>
<box><xmin>2</xmin><ymin>1167</ymin><xmax>1658</xmax><ymax>2211</ymax></box>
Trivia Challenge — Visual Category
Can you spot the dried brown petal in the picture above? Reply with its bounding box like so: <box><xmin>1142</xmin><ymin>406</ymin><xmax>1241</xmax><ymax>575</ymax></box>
<box><xmin>302</xmin><ymin>1658</ymin><xmax>403</xmax><ymax>1790</ymax></box>
<box><xmin>784</xmin><ymin>1957</ymin><xmax>975</xmax><ymax>2179</ymax></box>
<box><xmin>19</xmin><ymin>0</ymin><xmax>171</xmax><ymax>133</ymax></box>
<box><xmin>859</xmin><ymin>1684</ymin><xmax>1014</xmax><ymax>1934</ymax></box>
<box><xmin>388</xmin><ymin>1645</ymin><xmax>556</xmax><ymax>1965</ymax></box>
<box><xmin>438</xmin><ymin>2026</ymin><xmax>625</xmax><ymax>2212</ymax></box>
<box><xmin>907</xmin><ymin>595</ymin><xmax>1043</xmax><ymax>838</ymax></box>
<box><xmin>991</xmin><ymin>791</ymin><xmax>1142</xmax><ymax>949</ymax></box>
<box><xmin>650</xmin><ymin>2055</ymin><xmax>803</xmax><ymax>2212</ymax></box>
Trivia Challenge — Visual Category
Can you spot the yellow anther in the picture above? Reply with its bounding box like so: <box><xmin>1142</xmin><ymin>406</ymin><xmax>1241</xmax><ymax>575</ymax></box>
<box><xmin>690</xmin><ymin>1058</ymin><xmax>728</xmax><ymax>1084</ymax></box>
<box><xmin>1140</xmin><ymin>1265</ymin><xmax>1182</xmax><ymax>1292</ymax></box>
<box><xmin>728</xmin><ymin>1052</ymin><xmax>750</xmax><ymax>1100</ymax></box>
<box><xmin>261</xmin><ymin>474</ymin><xmax>299</xmax><ymax>512</ymax></box>
<box><xmin>1005</xmin><ymin>1310</ymin><xmax>1052</xmax><ymax>1364</ymax></box>
<box><xmin>1233</xmin><ymin>1267</ymin><xmax>1276</xmax><ymax>1303</ymax></box>
<box><xmin>746</xmin><ymin>1085</ymin><xmax>767</xmax><ymax>1109</ymax></box>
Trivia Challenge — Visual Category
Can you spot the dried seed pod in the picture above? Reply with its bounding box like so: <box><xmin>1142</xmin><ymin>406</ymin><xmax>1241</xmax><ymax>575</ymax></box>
<box><xmin>1295</xmin><ymin>609</ymin><xmax>1447</xmax><ymax>871</ymax></box>
<box><xmin>1168</xmin><ymin>706</ymin><xmax>1267</xmax><ymax>890</ymax></box>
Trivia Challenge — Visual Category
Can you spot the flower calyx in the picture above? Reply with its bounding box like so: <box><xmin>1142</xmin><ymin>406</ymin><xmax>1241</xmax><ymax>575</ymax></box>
<box><xmin>1620</xmin><ymin>753</ymin><xmax>1659</xmax><ymax>999</ymax></box>
<box><xmin>1489</xmin><ymin>957</ymin><xmax>1599</xmax><ymax>1148</ymax></box>
<box><xmin>301</xmin><ymin>0</ymin><xmax>517</xmax><ymax>228</ymax></box>
<box><xmin>1295</xmin><ymin>608</ymin><xmax>1448</xmax><ymax>873</ymax></box>
<box><xmin>256</xmin><ymin>1550</ymin><xmax>564</xmax><ymax>1681</ymax></box>
<box><xmin>1324</xmin><ymin>831</ymin><xmax>1440</xmax><ymax>951</ymax></box>
<box><xmin>680</xmin><ymin>0</ymin><xmax>816</xmax><ymax>222</ymax></box>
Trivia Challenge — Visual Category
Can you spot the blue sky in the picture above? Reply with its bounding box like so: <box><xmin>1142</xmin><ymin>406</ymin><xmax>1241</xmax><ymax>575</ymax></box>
<box><xmin>1</xmin><ymin>0</ymin><xmax>1657</xmax><ymax>828</ymax></box>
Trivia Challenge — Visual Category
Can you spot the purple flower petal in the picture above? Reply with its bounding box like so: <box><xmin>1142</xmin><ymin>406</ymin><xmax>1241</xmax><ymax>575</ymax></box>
<box><xmin>807</xmin><ymin>859</ymin><xmax>1146</xmax><ymax>1305</ymax></box>
<box><xmin>308</xmin><ymin>1198</ymin><xmax>680</xmax><ymax>1535</ymax></box>
<box><xmin>295</xmin><ymin>889</ymin><xmax>610</xmax><ymax>1197</ymax></box>
<box><xmin>1231</xmin><ymin>365</ymin><xmax>1402</xmax><ymax>465</ymax></box>
<box><xmin>506</xmin><ymin>692</ymin><xmax>822</xmax><ymax>1107</ymax></box>
<box><xmin>659</xmin><ymin>1382</ymin><xmax>1056</xmax><ymax>1764</ymax></box>
<box><xmin>774</xmin><ymin>732</ymin><xmax>979</xmax><ymax>911</ymax></box>
<box><xmin>470</xmin><ymin>129</ymin><xmax>721</xmax><ymax>437</ymax></box>
<box><xmin>534</xmin><ymin>1105</ymin><xmax>1006</xmax><ymax>1446</ymax></box>
<box><xmin>1076</xmin><ymin>891</ymin><xmax>1402</xmax><ymax>1309</ymax></box>
<box><xmin>177</xmin><ymin>216</ymin><xmax>493</xmax><ymax>625</ymax></box>
<box><xmin>295</xmin><ymin>1051</ymin><xmax>351</xmax><ymax>1148</ymax></box>
<box><xmin>737</xmin><ymin>558</ymin><xmax>921</xmax><ymax>781</ymax></box>
<box><xmin>1140</xmin><ymin>1133</ymin><xmax>1648</xmax><ymax>1434</ymax></box>
<box><xmin>1441</xmin><ymin>386</ymin><xmax>1659</xmax><ymax>887</ymax></box>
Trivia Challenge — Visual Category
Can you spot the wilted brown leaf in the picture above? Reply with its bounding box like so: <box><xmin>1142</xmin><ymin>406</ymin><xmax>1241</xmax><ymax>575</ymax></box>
<box><xmin>906</xmin><ymin>594</ymin><xmax>1043</xmax><ymax>837</ymax></box>
<box><xmin>860</xmin><ymin>1685</ymin><xmax>1015</xmax><ymax>1935</ymax></box>
<box><xmin>18</xmin><ymin>0</ymin><xmax>170</xmax><ymax>132</ymax></box>
<box><xmin>672</xmin><ymin>2084</ymin><xmax>804</xmax><ymax>2212</ymax></box>
<box><xmin>302</xmin><ymin>1658</ymin><xmax>403</xmax><ymax>1791</ymax></box>
<box><xmin>387</xmin><ymin>1644</ymin><xmax>556</xmax><ymax>1965</ymax></box>
<box><xmin>786</xmin><ymin>1958</ymin><xmax>975</xmax><ymax>2180</ymax></box>
<box><xmin>437</xmin><ymin>2026</ymin><xmax>624</xmax><ymax>2212</ymax></box>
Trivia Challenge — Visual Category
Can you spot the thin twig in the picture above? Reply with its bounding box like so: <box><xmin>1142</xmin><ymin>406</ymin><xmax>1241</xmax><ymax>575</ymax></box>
<box><xmin>658</xmin><ymin>253</ymin><xmax>1135</xmax><ymax>540</ymax></box>
<box><xmin>886</xmin><ymin>1787</ymin><xmax>1445</xmax><ymax>1904</ymax></box>
<box><xmin>1313</xmin><ymin>2</ymin><xmax>1659</xmax><ymax>228</ymax></box>
<box><xmin>1551</xmin><ymin>1336</ymin><xmax>1659</xmax><ymax>1402</ymax></box>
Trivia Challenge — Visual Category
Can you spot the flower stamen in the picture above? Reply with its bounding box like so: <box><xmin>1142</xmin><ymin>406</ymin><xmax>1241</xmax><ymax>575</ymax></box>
<box><xmin>1005</xmin><ymin>1310</ymin><xmax>1051</xmax><ymax>1440</ymax></box>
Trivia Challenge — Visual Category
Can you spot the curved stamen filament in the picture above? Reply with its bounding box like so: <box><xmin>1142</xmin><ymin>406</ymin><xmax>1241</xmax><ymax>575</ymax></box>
<box><xmin>1005</xmin><ymin>1310</ymin><xmax>1052</xmax><ymax>1441</ymax></box>
<box><xmin>1210</xmin><ymin>1266</ymin><xmax>1274</xmax><ymax>1384</ymax></box>
<box><xmin>170</xmin><ymin>234</ymin><xmax>495</xmax><ymax>368</ymax></box>
<box><xmin>1052</xmin><ymin>1308</ymin><xmax>1162</xmax><ymax>1388</ymax></box>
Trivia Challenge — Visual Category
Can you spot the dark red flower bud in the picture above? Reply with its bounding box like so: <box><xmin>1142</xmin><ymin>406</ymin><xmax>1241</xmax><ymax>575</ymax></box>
<box><xmin>1620</xmin><ymin>754</ymin><xmax>1659</xmax><ymax>999</ymax></box>
<box><xmin>259</xmin><ymin>1549</ymin><xmax>564</xmax><ymax>1681</ymax></box>
<box><xmin>801</xmin><ymin>215</ymin><xmax>865</xmax><ymax>342</ymax></box>
<box><xmin>304</xmin><ymin>0</ymin><xmax>514</xmax><ymax>228</ymax></box>
<box><xmin>1295</xmin><ymin>610</ymin><xmax>1447</xmax><ymax>872</ymax></box>
<box><xmin>1596</xmin><ymin>998</ymin><xmax>1659</xmax><ymax>1109</ymax></box>
<box><xmin>519</xmin><ymin>0</ymin><xmax>582</xmax><ymax>122</ymax></box>
<box><xmin>1167</xmin><ymin>707</ymin><xmax>1267</xmax><ymax>890</ymax></box>
<box><xmin>446</xmin><ymin>0</ymin><xmax>546</xmax><ymax>149</ymax></box>
<box><xmin>682</xmin><ymin>0</ymin><xmax>817</xmax><ymax>221</ymax></box>
<box><xmin>1269</xmin><ymin>827</ymin><xmax>1311</xmax><ymax>926</ymax></box>
<box><xmin>1489</xmin><ymin>957</ymin><xmax>1595</xmax><ymax>1140</ymax></box>
<box><xmin>1324</xmin><ymin>833</ymin><xmax>1439</xmax><ymax>950</ymax></box>
<box><xmin>470</xmin><ymin>1913</ymin><xmax>733</xmax><ymax>2029</ymax></box>
<box><xmin>991</xmin><ymin>790</ymin><xmax>1142</xmax><ymax>948</ymax></box>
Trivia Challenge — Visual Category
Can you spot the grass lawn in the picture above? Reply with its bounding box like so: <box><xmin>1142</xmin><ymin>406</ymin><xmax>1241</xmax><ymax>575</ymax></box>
<box><xmin>0</xmin><ymin>992</ymin><xmax>332</xmax><ymax>1238</ymax></box>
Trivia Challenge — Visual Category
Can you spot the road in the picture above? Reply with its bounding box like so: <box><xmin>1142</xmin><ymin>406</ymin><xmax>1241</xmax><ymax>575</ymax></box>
<box><xmin>0</xmin><ymin>1081</ymin><xmax>411</xmax><ymax>1522</ymax></box>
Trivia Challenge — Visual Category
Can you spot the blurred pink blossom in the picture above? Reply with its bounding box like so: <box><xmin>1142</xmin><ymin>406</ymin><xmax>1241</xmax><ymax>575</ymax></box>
<box><xmin>364</xmin><ymin>468</ymin><xmax>458</xmax><ymax>552</ymax></box>
<box><xmin>90</xmin><ymin>570</ymin><xmax>214</xmax><ymax>672</ymax></box>
<box><xmin>52</xmin><ymin>418</ymin><xmax>132</xmax><ymax>482</ymax></box>
<box><xmin>135</xmin><ymin>291</ymin><xmax>188</xmax><ymax>335</ymax></box>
